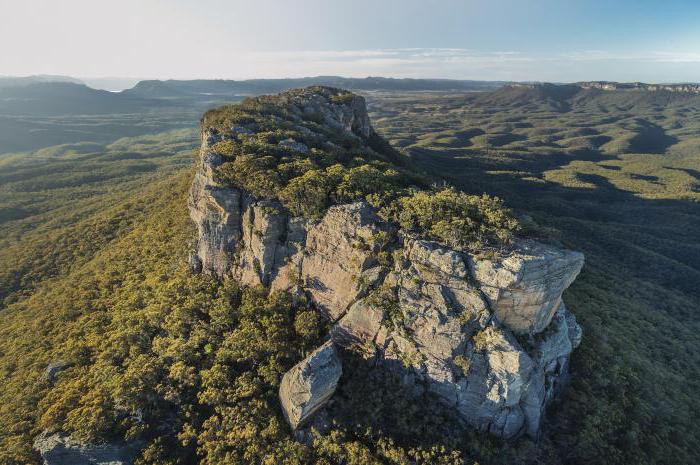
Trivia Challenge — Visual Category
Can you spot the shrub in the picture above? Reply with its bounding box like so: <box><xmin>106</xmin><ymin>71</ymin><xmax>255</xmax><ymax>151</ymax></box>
<box><xmin>454</xmin><ymin>355</ymin><xmax>472</xmax><ymax>376</ymax></box>
<box><xmin>279</xmin><ymin>169</ymin><xmax>338</xmax><ymax>218</ymax></box>
<box><xmin>294</xmin><ymin>310</ymin><xmax>321</xmax><ymax>341</ymax></box>
<box><xmin>211</xmin><ymin>139</ymin><xmax>235</xmax><ymax>156</ymax></box>
<box><xmin>392</xmin><ymin>187</ymin><xmax>520</xmax><ymax>251</ymax></box>
<box><xmin>472</xmin><ymin>326</ymin><xmax>503</xmax><ymax>352</ymax></box>
<box><xmin>330</xmin><ymin>92</ymin><xmax>356</xmax><ymax>104</ymax></box>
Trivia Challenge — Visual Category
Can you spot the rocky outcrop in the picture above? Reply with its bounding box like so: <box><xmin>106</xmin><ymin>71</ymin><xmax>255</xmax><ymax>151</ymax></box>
<box><xmin>297</xmin><ymin>203</ymin><xmax>389</xmax><ymax>320</ymax></box>
<box><xmin>333</xmin><ymin>239</ymin><xmax>582</xmax><ymax>438</ymax></box>
<box><xmin>279</xmin><ymin>341</ymin><xmax>342</xmax><ymax>430</ymax></box>
<box><xmin>33</xmin><ymin>432</ymin><xmax>143</xmax><ymax>465</ymax></box>
<box><xmin>187</xmin><ymin>142</ymin><xmax>241</xmax><ymax>276</ymax></box>
<box><xmin>468</xmin><ymin>240</ymin><xmax>584</xmax><ymax>334</ymax></box>
<box><xmin>511</xmin><ymin>81</ymin><xmax>700</xmax><ymax>94</ymax></box>
<box><xmin>578</xmin><ymin>81</ymin><xmax>700</xmax><ymax>93</ymax></box>
<box><xmin>189</xmin><ymin>87</ymin><xmax>375</xmax><ymax>280</ymax></box>
<box><xmin>188</xmin><ymin>87</ymin><xmax>585</xmax><ymax>439</ymax></box>
<box><xmin>43</xmin><ymin>360</ymin><xmax>73</xmax><ymax>384</ymax></box>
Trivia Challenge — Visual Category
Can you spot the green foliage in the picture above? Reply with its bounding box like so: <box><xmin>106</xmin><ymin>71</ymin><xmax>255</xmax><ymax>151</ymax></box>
<box><xmin>205</xmin><ymin>88</ymin><xmax>429</xmax><ymax>220</ymax></box>
<box><xmin>3</xmin><ymin>84</ymin><xmax>700</xmax><ymax>465</ymax></box>
<box><xmin>0</xmin><ymin>158</ymin><xmax>472</xmax><ymax>465</ymax></box>
<box><xmin>453</xmin><ymin>355</ymin><xmax>471</xmax><ymax>377</ymax></box>
<box><xmin>279</xmin><ymin>168</ymin><xmax>338</xmax><ymax>218</ymax></box>
<box><xmin>294</xmin><ymin>310</ymin><xmax>323</xmax><ymax>342</ymax></box>
<box><xmin>329</xmin><ymin>92</ymin><xmax>355</xmax><ymax>105</ymax></box>
<box><xmin>208</xmin><ymin>90</ymin><xmax>520</xmax><ymax>253</ymax></box>
<box><xmin>390</xmin><ymin>187</ymin><xmax>520</xmax><ymax>251</ymax></box>
<box><xmin>472</xmin><ymin>326</ymin><xmax>501</xmax><ymax>352</ymax></box>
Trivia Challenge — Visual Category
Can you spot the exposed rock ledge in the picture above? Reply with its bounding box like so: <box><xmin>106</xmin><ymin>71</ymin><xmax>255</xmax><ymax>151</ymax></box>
<box><xmin>34</xmin><ymin>432</ymin><xmax>143</xmax><ymax>465</ymax></box>
<box><xmin>187</xmin><ymin>88</ymin><xmax>585</xmax><ymax>439</ymax></box>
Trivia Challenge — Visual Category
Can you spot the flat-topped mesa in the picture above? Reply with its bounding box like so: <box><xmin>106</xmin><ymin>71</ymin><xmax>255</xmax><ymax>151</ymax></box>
<box><xmin>577</xmin><ymin>81</ymin><xmax>700</xmax><ymax>93</ymax></box>
<box><xmin>188</xmin><ymin>86</ymin><xmax>585</xmax><ymax>439</ymax></box>
<box><xmin>510</xmin><ymin>81</ymin><xmax>700</xmax><ymax>94</ymax></box>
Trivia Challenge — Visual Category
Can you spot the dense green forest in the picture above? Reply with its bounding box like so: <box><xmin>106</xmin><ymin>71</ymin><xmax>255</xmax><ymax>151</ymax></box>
<box><xmin>1</xmin><ymin>84</ymin><xmax>699</xmax><ymax>464</ymax></box>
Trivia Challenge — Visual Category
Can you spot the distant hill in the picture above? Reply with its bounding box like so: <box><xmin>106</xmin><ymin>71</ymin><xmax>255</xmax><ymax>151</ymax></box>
<box><xmin>122</xmin><ymin>80</ymin><xmax>189</xmax><ymax>99</ymax></box>
<box><xmin>123</xmin><ymin>76</ymin><xmax>506</xmax><ymax>98</ymax></box>
<box><xmin>0</xmin><ymin>75</ymin><xmax>83</xmax><ymax>88</ymax></box>
<box><xmin>470</xmin><ymin>82</ymin><xmax>700</xmax><ymax>112</ymax></box>
<box><xmin>0</xmin><ymin>82</ymin><xmax>168</xmax><ymax>116</ymax></box>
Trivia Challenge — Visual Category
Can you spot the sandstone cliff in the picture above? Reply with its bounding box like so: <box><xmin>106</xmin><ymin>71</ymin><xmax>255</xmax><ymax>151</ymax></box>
<box><xmin>188</xmin><ymin>87</ymin><xmax>584</xmax><ymax>439</ymax></box>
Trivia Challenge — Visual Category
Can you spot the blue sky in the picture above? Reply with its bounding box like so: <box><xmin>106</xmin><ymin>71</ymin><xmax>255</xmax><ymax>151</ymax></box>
<box><xmin>1</xmin><ymin>0</ymin><xmax>700</xmax><ymax>83</ymax></box>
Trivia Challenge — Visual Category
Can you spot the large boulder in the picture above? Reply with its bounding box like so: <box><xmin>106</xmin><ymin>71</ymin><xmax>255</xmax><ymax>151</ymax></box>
<box><xmin>279</xmin><ymin>341</ymin><xmax>343</xmax><ymax>430</ymax></box>
<box><xmin>33</xmin><ymin>432</ymin><xmax>143</xmax><ymax>465</ymax></box>
<box><xmin>43</xmin><ymin>360</ymin><xmax>73</xmax><ymax>384</ymax></box>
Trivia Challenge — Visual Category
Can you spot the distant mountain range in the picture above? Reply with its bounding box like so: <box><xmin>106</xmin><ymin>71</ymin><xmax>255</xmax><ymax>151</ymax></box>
<box><xmin>3</xmin><ymin>76</ymin><xmax>700</xmax><ymax>117</ymax></box>
<box><xmin>0</xmin><ymin>82</ymin><xmax>166</xmax><ymax>116</ymax></box>
<box><xmin>123</xmin><ymin>76</ymin><xmax>506</xmax><ymax>98</ymax></box>
<box><xmin>0</xmin><ymin>77</ymin><xmax>506</xmax><ymax>116</ymax></box>
<box><xmin>0</xmin><ymin>75</ymin><xmax>83</xmax><ymax>88</ymax></box>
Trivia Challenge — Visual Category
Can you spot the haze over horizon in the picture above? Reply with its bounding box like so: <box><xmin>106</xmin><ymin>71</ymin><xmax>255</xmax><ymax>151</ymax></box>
<box><xmin>2</xmin><ymin>0</ymin><xmax>700</xmax><ymax>84</ymax></box>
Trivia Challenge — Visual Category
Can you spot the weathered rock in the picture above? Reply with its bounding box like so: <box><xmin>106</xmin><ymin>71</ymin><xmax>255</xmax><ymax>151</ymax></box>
<box><xmin>333</xmin><ymin>239</ymin><xmax>582</xmax><ymax>439</ymax></box>
<box><xmin>44</xmin><ymin>360</ymin><xmax>73</xmax><ymax>384</ymax></box>
<box><xmin>231</xmin><ymin>125</ymin><xmax>254</xmax><ymax>137</ymax></box>
<box><xmin>300</xmin><ymin>203</ymin><xmax>389</xmax><ymax>320</ymax></box>
<box><xmin>279</xmin><ymin>341</ymin><xmax>342</xmax><ymax>430</ymax></box>
<box><xmin>278</xmin><ymin>138</ymin><xmax>310</xmax><ymax>154</ymax></box>
<box><xmin>454</xmin><ymin>324</ymin><xmax>535</xmax><ymax>438</ymax></box>
<box><xmin>188</xmin><ymin>138</ymin><xmax>243</xmax><ymax>275</ymax></box>
<box><xmin>467</xmin><ymin>240</ymin><xmax>584</xmax><ymax>334</ymax></box>
<box><xmin>293</xmin><ymin>88</ymin><xmax>373</xmax><ymax>138</ymax></box>
<box><xmin>33</xmin><ymin>432</ymin><xmax>143</xmax><ymax>465</ymax></box>
<box><xmin>236</xmin><ymin>199</ymin><xmax>289</xmax><ymax>286</ymax></box>
<box><xmin>521</xmin><ymin>303</ymin><xmax>582</xmax><ymax>436</ymax></box>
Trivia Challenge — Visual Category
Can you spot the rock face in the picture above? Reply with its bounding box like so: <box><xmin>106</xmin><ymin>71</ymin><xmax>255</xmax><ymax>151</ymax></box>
<box><xmin>468</xmin><ymin>240</ymin><xmax>584</xmax><ymax>334</ymax></box>
<box><xmin>188</xmin><ymin>144</ymin><xmax>241</xmax><ymax>276</ymax></box>
<box><xmin>298</xmin><ymin>203</ymin><xmax>389</xmax><ymax>320</ymax></box>
<box><xmin>188</xmin><ymin>87</ymin><xmax>585</xmax><ymax>439</ymax></box>
<box><xmin>34</xmin><ymin>432</ymin><xmax>143</xmax><ymax>465</ymax></box>
<box><xmin>333</xmin><ymin>239</ymin><xmax>582</xmax><ymax>438</ymax></box>
<box><xmin>279</xmin><ymin>341</ymin><xmax>343</xmax><ymax>430</ymax></box>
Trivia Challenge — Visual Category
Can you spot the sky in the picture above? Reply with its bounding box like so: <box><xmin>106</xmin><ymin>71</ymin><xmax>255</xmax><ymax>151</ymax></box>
<box><xmin>2</xmin><ymin>0</ymin><xmax>700</xmax><ymax>84</ymax></box>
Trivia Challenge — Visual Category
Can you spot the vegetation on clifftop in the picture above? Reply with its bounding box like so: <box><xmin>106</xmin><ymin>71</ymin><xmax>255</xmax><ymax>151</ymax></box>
<box><xmin>204</xmin><ymin>87</ymin><xmax>521</xmax><ymax>251</ymax></box>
